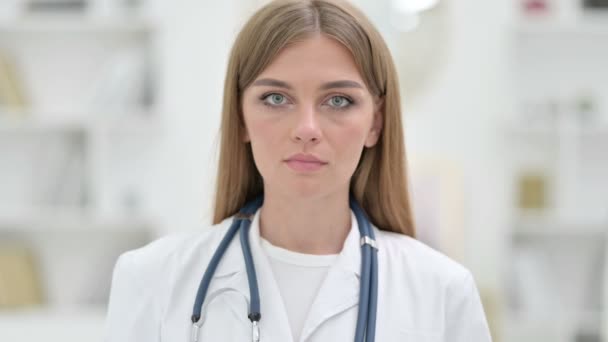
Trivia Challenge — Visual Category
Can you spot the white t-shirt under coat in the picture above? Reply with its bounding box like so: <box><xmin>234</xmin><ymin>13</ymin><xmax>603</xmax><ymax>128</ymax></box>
<box><xmin>260</xmin><ymin>237</ymin><xmax>339</xmax><ymax>342</ymax></box>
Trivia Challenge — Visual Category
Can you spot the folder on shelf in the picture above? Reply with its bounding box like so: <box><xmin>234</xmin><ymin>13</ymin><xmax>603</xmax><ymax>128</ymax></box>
<box><xmin>0</xmin><ymin>245</ymin><xmax>44</xmax><ymax>308</ymax></box>
<box><xmin>0</xmin><ymin>51</ymin><xmax>28</xmax><ymax>114</ymax></box>
<box><xmin>517</xmin><ymin>171</ymin><xmax>548</xmax><ymax>210</ymax></box>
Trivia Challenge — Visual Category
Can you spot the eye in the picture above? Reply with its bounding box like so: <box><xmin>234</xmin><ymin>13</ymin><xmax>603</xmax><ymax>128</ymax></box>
<box><xmin>327</xmin><ymin>95</ymin><xmax>353</xmax><ymax>110</ymax></box>
<box><xmin>262</xmin><ymin>93</ymin><xmax>288</xmax><ymax>106</ymax></box>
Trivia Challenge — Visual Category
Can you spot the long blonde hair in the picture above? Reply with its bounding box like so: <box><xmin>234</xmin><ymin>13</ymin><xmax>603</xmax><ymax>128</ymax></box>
<box><xmin>212</xmin><ymin>0</ymin><xmax>415</xmax><ymax>237</ymax></box>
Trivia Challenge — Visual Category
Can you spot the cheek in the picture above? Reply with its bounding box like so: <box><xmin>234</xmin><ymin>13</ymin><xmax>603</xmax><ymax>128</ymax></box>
<box><xmin>333</xmin><ymin>124</ymin><xmax>368</xmax><ymax>169</ymax></box>
<box><xmin>243</xmin><ymin>97</ymin><xmax>283</xmax><ymax>134</ymax></box>
<box><xmin>244</xmin><ymin>110</ymin><xmax>283</xmax><ymax>172</ymax></box>
<box><xmin>243</xmin><ymin>101</ymin><xmax>267</xmax><ymax>141</ymax></box>
<box><xmin>247</xmin><ymin>117</ymin><xmax>268</xmax><ymax>141</ymax></box>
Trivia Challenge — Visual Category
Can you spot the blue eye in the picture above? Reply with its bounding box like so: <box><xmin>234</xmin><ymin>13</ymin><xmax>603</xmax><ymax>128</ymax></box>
<box><xmin>260</xmin><ymin>93</ymin><xmax>354</xmax><ymax>111</ymax></box>
<box><xmin>327</xmin><ymin>96</ymin><xmax>353</xmax><ymax>110</ymax></box>
<box><xmin>329</xmin><ymin>96</ymin><xmax>351</xmax><ymax>108</ymax></box>
<box><xmin>262</xmin><ymin>93</ymin><xmax>287</xmax><ymax>106</ymax></box>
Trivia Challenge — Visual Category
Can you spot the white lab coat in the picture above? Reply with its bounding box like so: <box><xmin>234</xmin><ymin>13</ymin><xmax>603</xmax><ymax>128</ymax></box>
<box><xmin>104</xmin><ymin>208</ymin><xmax>492</xmax><ymax>342</ymax></box>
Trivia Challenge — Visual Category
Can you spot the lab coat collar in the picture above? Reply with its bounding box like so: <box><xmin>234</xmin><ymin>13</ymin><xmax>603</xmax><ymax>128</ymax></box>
<box><xmin>209</xmin><ymin>207</ymin><xmax>366</xmax><ymax>341</ymax></box>
<box><xmin>212</xmin><ymin>207</ymin><xmax>363</xmax><ymax>279</ymax></box>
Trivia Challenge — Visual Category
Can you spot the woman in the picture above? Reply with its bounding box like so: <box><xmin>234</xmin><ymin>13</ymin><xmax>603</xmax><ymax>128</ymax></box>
<box><xmin>104</xmin><ymin>0</ymin><xmax>493</xmax><ymax>341</ymax></box>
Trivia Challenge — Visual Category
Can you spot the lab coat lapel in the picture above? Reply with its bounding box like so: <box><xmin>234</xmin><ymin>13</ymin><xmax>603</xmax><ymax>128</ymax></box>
<box><xmin>248</xmin><ymin>208</ymin><xmax>296</xmax><ymax>342</ymax></box>
<box><xmin>199</xmin><ymin>212</ymin><xmax>294</xmax><ymax>341</ymax></box>
<box><xmin>195</xmin><ymin>219</ymin><xmax>249</xmax><ymax>321</ymax></box>
<box><xmin>299</xmin><ymin>210</ymin><xmax>362</xmax><ymax>342</ymax></box>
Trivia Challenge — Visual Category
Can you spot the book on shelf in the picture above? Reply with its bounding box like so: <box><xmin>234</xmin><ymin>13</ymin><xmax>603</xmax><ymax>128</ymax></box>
<box><xmin>24</xmin><ymin>0</ymin><xmax>88</xmax><ymax>15</ymax></box>
<box><xmin>0</xmin><ymin>50</ymin><xmax>28</xmax><ymax>116</ymax></box>
<box><xmin>516</xmin><ymin>170</ymin><xmax>549</xmax><ymax>211</ymax></box>
<box><xmin>0</xmin><ymin>244</ymin><xmax>44</xmax><ymax>308</ymax></box>
<box><xmin>83</xmin><ymin>46</ymin><xmax>154</xmax><ymax>115</ymax></box>
<box><xmin>583</xmin><ymin>0</ymin><xmax>608</xmax><ymax>10</ymax></box>
<box><xmin>32</xmin><ymin>134</ymin><xmax>89</xmax><ymax>209</ymax></box>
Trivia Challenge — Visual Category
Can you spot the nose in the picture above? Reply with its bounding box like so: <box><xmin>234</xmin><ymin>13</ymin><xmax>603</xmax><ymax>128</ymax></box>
<box><xmin>292</xmin><ymin>104</ymin><xmax>322</xmax><ymax>144</ymax></box>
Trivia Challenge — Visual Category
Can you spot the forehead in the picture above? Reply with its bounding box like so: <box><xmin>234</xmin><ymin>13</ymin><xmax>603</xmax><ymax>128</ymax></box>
<box><xmin>256</xmin><ymin>34</ymin><xmax>365</xmax><ymax>86</ymax></box>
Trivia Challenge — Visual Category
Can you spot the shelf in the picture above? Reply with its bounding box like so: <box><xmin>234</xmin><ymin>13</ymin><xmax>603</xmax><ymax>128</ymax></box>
<box><xmin>503</xmin><ymin>310</ymin><xmax>604</xmax><ymax>342</ymax></box>
<box><xmin>0</xmin><ymin>306</ymin><xmax>107</xmax><ymax>342</ymax></box>
<box><xmin>0</xmin><ymin>304</ymin><xmax>106</xmax><ymax>318</ymax></box>
<box><xmin>510</xmin><ymin>214</ymin><xmax>608</xmax><ymax>237</ymax></box>
<box><xmin>92</xmin><ymin>111</ymin><xmax>163</xmax><ymax>135</ymax></box>
<box><xmin>0</xmin><ymin>206</ymin><xmax>159</xmax><ymax>232</ymax></box>
<box><xmin>0</xmin><ymin>108</ymin><xmax>161</xmax><ymax>135</ymax></box>
<box><xmin>507</xmin><ymin>309</ymin><xmax>604</xmax><ymax>322</ymax></box>
<box><xmin>503</xmin><ymin>121</ymin><xmax>608</xmax><ymax>139</ymax></box>
<box><xmin>0</xmin><ymin>114</ymin><xmax>89</xmax><ymax>134</ymax></box>
<box><xmin>513</xmin><ymin>17</ymin><xmax>608</xmax><ymax>37</ymax></box>
<box><xmin>0</xmin><ymin>16</ymin><xmax>154</xmax><ymax>35</ymax></box>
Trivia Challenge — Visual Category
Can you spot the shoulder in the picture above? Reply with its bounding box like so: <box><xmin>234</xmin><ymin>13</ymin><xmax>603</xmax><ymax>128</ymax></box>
<box><xmin>112</xmin><ymin>215</ymin><xmax>235</xmax><ymax>282</ymax></box>
<box><xmin>375</xmin><ymin>228</ymin><xmax>472</xmax><ymax>288</ymax></box>
<box><xmin>376</xmin><ymin>230</ymin><xmax>492</xmax><ymax>340</ymax></box>
<box><xmin>374</xmin><ymin>229</ymin><xmax>491</xmax><ymax>340</ymax></box>
<box><xmin>105</xmin><ymin>217</ymin><xmax>238</xmax><ymax>340</ymax></box>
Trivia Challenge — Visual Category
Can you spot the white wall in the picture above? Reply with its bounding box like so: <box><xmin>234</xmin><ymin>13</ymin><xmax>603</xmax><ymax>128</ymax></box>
<box><xmin>149</xmin><ymin>0</ymin><xmax>246</xmax><ymax>233</ymax></box>
<box><xmin>403</xmin><ymin>1</ymin><xmax>512</xmax><ymax>290</ymax></box>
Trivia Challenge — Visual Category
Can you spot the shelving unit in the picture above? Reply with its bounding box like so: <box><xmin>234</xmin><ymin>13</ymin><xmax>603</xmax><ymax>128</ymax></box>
<box><xmin>502</xmin><ymin>2</ymin><xmax>608</xmax><ymax>342</ymax></box>
<box><xmin>0</xmin><ymin>1</ymin><xmax>162</xmax><ymax>341</ymax></box>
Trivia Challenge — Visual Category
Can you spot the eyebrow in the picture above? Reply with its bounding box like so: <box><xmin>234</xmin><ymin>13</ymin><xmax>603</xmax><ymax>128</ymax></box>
<box><xmin>252</xmin><ymin>78</ymin><xmax>363</xmax><ymax>90</ymax></box>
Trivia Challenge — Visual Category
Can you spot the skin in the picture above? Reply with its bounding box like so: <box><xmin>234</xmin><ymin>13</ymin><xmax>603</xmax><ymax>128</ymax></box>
<box><xmin>241</xmin><ymin>33</ymin><xmax>383</xmax><ymax>254</ymax></box>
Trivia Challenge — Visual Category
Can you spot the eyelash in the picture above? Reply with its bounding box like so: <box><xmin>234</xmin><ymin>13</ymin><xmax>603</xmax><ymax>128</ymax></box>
<box><xmin>259</xmin><ymin>92</ymin><xmax>355</xmax><ymax>111</ymax></box>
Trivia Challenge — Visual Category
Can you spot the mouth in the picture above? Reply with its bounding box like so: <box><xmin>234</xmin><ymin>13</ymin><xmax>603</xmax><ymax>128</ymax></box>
<box><xmin>284</xmin><ymin>159</ymin><xmax>327</xmax><ymax>172</ymax></box>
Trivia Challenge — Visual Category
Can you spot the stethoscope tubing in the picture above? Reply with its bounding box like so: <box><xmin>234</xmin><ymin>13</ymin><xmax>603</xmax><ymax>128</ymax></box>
<box><xmin>191</xmin><ymin>194</ymin><xmax>378</xmax><ymax>342</ymax></box>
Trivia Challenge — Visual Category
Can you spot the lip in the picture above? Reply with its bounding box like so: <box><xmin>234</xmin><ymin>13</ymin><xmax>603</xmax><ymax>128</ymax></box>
<box><xmin>285</xmin><ymin>153</ymin><xmax>327</xmax><ymax>163</ymax></box>
<box><xmin>284</xmin><ymin>153</ymin><xmax>328</xmax><ymax>172</ymax></box>
<box><xmin>285</xmin><ymin>160</ymin><xmax>327</xmax><ymax>172</ymax></box>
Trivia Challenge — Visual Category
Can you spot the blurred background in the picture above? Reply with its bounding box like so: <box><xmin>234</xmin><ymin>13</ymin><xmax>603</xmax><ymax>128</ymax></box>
<box><xmin>0</xmin><ymin>0</ymin><xmax>606</xmax><ymax>341</ymax></box>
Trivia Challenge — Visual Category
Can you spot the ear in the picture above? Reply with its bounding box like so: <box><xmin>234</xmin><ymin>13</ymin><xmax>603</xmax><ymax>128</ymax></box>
<box><xmin>364</xmin><ymin>97</ymin><xmax>384</xmax><ymax>148</ymax></box>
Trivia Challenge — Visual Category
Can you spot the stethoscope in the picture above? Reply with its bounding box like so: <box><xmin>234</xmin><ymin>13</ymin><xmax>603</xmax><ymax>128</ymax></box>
<box><xmin>190</xmin><ymin>193</ymin><xmax>379</xmax><ymax>342</ymax></box>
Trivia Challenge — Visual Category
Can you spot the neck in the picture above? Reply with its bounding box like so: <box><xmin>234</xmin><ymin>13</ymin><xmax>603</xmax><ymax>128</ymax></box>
<box><xmin>258</xmin><ymin>190</ymin><xmax>351</xmax><ymax>255</ymax></box>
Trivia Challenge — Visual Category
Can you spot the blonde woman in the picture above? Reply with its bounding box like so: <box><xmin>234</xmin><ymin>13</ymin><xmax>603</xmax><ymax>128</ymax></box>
<box><xmin>104</xmin><ymin>1</ymin><xmax>492</xmax><ymax>341</ymax></box>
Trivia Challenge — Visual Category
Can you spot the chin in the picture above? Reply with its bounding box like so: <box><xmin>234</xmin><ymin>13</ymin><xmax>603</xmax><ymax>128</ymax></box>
<box><xmin>290</xmin><ymin>183</ymin><xmax>324</xmax><ymax>198</ymax></box>
<box><xmin>274</xmin><ymin>178</ymin><xmax>325</xmax><ymax>200</ymax></box>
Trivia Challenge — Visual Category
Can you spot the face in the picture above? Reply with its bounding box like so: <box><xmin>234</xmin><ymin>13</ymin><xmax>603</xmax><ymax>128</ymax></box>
<box><xmin>241</xmin><ymin>34</ymin><xmax>383</xmax><ymax>200</ymax></box>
